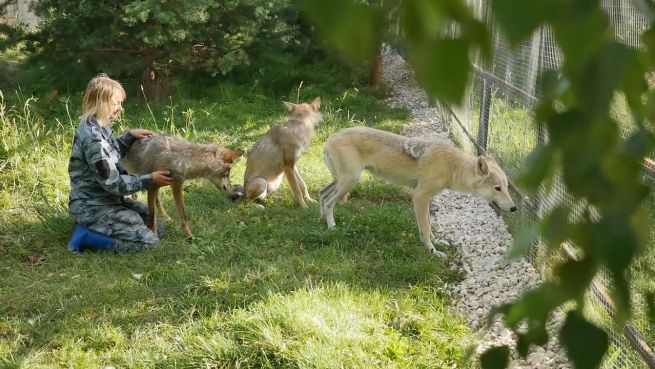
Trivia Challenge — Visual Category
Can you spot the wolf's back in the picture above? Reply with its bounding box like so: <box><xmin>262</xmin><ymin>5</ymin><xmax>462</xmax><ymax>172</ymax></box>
<box><xmin>124</xmin><ymin>135</ymin><xmax>177</xmax><ymax>175</ymax></box>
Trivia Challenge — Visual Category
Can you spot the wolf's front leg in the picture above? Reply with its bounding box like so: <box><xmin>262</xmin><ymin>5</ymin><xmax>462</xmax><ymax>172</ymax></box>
<box><xmin>413</xmin><ymin>190</ymin><xmax>446</xmax><ymax>258</ymax></box>
<box><xmin>283</xmin><ymin>165</ymin><xmax>307</xmax><ymax>208</ymax></box>
<box><xmin>147</xmin><ymin>187</ymin><xmax>159</xmax><ymax>235</ymax></box>
<box><xmin>294</xmin><ymin>166</ymin><xmax>316</xmax><ymax>203</ymax></box>
<box><xmin>171</xmin><ymin>182</ymin><xmax>193</xmax><ymax>237</ymax></box>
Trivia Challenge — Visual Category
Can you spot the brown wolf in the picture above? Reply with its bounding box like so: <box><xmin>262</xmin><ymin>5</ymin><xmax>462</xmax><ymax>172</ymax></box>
<box><xmin>125</xmin><ymin>135</ymin><xmax>244</xmax><ymax>237</ymax></box>
<box><xmin>242</xmin><ymin>97</ymin><xmax>322</xmax><ymax>207</ymax></box>
<box><xmin>319</xmin><ymin>126</ymin><xmax>517</xmax><ymax>257</ymax></box>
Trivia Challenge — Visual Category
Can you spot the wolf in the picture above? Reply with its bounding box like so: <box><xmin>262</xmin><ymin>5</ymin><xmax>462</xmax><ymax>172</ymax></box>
<box><xmin>241</xmin><ymin>97</ymin><xmax>322</xmax><ymax>207</ymax></box>
<box><xmin>124</xmin><ymin>135</ymin><xmax>244</xmax><ymax>237</ymax></box>
<box><xmin>319</xmin><ymin>126</ymin><xmax>517</xmax><ymax>257</ymax></box>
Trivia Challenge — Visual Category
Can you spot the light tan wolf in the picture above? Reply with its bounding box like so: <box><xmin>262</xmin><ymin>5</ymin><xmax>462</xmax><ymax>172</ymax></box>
<box><xmin>319</xmin><ymin>126</ymin><xmax>517</xmax><ymax>257</ymax></box>
<box><xmin>125</xmin><ymin>135</ymin><xmax>244</xmax><ymax>237</ymax></box>
<box><xmin>241</xmin><ymin>97</ymin><xmax>322</xmax><ymax>207</ymax></box>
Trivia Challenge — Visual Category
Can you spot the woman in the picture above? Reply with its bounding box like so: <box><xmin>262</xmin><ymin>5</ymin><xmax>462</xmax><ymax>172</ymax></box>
<box><xmin>67</xmin><ymin>74</ymin><xmax>173</xmax><ymax>252</ymax></box>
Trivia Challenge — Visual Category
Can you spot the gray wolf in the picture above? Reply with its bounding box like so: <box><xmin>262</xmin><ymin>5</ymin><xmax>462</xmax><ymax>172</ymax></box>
<box><xmin>319</xmin><ymin>126</ymin><xmax>517</xmax><ymax>257</ymax></box>
<box><xmin>125</xmin><ymin>135</ymin><xmax>244</xmax><ymax>237</ymax></box>
<box><xmin>242</xmin><ymin>97</ymin><xmax>322</xmax><ymax>207</ymax></box>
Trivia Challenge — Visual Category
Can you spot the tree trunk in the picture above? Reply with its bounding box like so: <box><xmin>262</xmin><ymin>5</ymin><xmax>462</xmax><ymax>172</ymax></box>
<box><xmin>141</xmin><ymin>49</ymin><xmax>169</xmax><ymax>101</ymax></box>
<box><xmin>368</xmin><ymin>46</ymin><xmax>382</xmax><ymax>89</ymax></box>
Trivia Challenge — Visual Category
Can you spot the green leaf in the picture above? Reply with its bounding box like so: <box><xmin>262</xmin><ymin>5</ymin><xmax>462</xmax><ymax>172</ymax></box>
<box><xmin>480</xmin><ymin>346</ymin><xmax>510</xmax><ymax>369</ymax></box>
<box><xmin>555</xmin><ymin>9</ymin><xmax>608</xmax><ymax>73</ymax></box>
<box><xmin>611</xmin><ymin>272</ymin><xmax>632</xmax><ymax>324</ymax></box>
<box><xmin>646</xmin><ymin>292</ymin><xmax>655</xmax><ymax>323</ymax></box>
<box><xmin>621</xmin><ymin>51</ymin><xmax>648</xmax><ymax>118</ymax></box>
<box><xmin>400</xmin><ymin>0</ymin><xmax>448</xmax><ymax>40</ymax></box>
<box><xmin>491</xmin><ymin>0</ymin><xmax>555</xmax><ymax>46</ymax></box>
<box><xmin>516</xmin><ymin>333</ymin><xmax>530</xmax><ymax>358</ymax></box>
<box><xmin>504</xmin><ymin>283</ymin><xmax>566</xmax><ymax>328</ymax></box>
<box><xmin>516</xmin><ymin>322</ymin><xmax>548</xmax><ymax>358</ymax></box>
<box><xmin>518</xmin><ymin>144</ymin><xmax>553</xmax><ymax>190</ymax></box>
<box><xmin>573</xmin><ymin>42</ymin><xmax>633</xmax><ymax>120</ymax></box>
<box><xmin>640</xmin><ymin>25</ymin><xmax>655</xmax><ymax>70</ymax></box>
<box><xmin>298</xmin><ymin>0</ymin><xmax>385</xmax><ymax>63</ymax></box>
<box><xmin>553</xmin><ymin>258</ymin><xmax>597</xmax><ymax>301</ymax></box>
<box><xmin>507</xmin><ymin>224</ymin><xmax>539</xmax><ymax>259</ymax></box>
<box><xmin>560</xmin><ymin>311</ymin><xmax>608</xmax><ymax>369</ymax></box>
<box><xmin>405</xmin><ymin>38</ymin><xmax>470</xmax><ymax>104</ymax></box>
<box><xmin>464</xmin><ymin>18</ymin><xmax>492</xmax><ymax>59</ymax></box>
<box><xmin>540</xmin><ymin>206</ymin><xmax>570</xmax><ymax>250</ymax></box>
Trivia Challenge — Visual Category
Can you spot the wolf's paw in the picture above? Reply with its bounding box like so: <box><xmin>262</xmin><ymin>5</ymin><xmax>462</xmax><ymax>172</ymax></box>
<box><xmin>429</xmin><ymin>247</ymin><xmax>447</xmax><ymax>258</ymax></box>
<box><xmin>305</xmin><ymin>196</ymin><xmax>317</xmax><ymax>204</ymax></box>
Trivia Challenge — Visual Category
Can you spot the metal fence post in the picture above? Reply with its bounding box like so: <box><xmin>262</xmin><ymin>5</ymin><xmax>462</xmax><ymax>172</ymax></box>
<box><xmin>477</xmin><ymin>77</ymin><xmax>491</xmax><ymax>155</ymax></box>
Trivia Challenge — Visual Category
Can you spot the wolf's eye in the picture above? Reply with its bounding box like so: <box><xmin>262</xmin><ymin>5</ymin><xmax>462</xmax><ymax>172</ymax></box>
<box><xmin>494</xmin><ymin>186</ymin><xmax>502</xmax><ymax>191</ymax></box>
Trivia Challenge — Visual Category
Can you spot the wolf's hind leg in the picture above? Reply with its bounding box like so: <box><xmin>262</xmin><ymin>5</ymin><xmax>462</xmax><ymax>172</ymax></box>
<box><xmin>323</xmin><ymin>177</ymin><xmax>359</xmax><ymax>229</ymax></box>
<box><xmin>245</xmin><ymin>178</ymin><xmax>268</xmax><ymax>202</ymax></box>
<box><xmin>319</xmin><ymin>181</ymin><xmax>336</xmax><ymax>218</ymax></box>
<box><xmin>319</xmin><ymin>181</ymin><xmax>336</xmax><ymax>195</ymax></box>
<box><xmin>156</xmin><ymin>196</ymin><xmax>173</xmax><ymax>221</ymax></box>
<box><xmin>339</xmin><ymin>193</ymin><xmax>350</xmax><ymax>204</ymax></box>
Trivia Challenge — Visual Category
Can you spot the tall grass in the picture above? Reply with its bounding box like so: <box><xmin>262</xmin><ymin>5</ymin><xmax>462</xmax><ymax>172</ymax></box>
<box><xmin>0</xmin><ymin>55</ymin><xmax>476</xmax><ymax>368</ymax></box>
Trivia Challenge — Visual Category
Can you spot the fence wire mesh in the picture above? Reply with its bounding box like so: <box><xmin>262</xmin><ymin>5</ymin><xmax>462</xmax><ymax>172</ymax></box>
<box><xmin>441</xmin><ymin>1</ymin><xmax>655</xmax><ymax>367</ymax></box>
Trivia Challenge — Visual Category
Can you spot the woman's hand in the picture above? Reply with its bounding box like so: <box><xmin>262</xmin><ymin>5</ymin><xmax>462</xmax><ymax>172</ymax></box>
<box><xmin>152</xmin><ymin>171</ymin><xmax>174</xmax><ymax>187</ymax></box>
<box><xmin>129</xmin><ymin>129</ymin><xmax>155</xmax><ymax>140</ymax></box>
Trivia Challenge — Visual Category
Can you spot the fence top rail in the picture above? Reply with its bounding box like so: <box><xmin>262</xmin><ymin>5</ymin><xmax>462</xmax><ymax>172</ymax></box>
<box><xmin>472</xmin><ymin>64</ymin><xmax>539</xmax><ymax>105</ymax></box>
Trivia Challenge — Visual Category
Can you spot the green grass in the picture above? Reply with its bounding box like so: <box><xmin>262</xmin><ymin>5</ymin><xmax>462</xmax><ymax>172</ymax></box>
<box><xmin>0</xmin><ymin>53</ymin><xmax>476</xmax><ymax>368</ymax></box>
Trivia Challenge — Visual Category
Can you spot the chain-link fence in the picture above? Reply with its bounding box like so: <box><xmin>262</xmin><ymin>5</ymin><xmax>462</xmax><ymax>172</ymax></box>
<box><xmin>441</xmin><ymin>0</ymin><xmax>655</xmax><ymax>368</ymax></box>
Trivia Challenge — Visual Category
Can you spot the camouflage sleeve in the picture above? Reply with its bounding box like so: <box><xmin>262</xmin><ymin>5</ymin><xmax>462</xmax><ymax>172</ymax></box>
<box><xmin>115</xmin><ymin>131</ymin><xmax>136</xmax><ymax>157</ymax></box>
<box><xmin>84</xmin><ymin>138</ymin><xmax>153</xmax><ymax>196</ymax></box>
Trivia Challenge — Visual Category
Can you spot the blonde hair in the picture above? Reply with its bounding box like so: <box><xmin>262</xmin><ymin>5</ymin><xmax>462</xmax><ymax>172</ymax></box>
<box><xmin>81</xmin><ymin>73</ymin><xmax>126</xmax><ymax>126</ymax></box>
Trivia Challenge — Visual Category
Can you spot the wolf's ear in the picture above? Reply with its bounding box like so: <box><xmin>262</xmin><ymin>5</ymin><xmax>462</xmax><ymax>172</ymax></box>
<box><xmin>220</xmin><ymin>149</ymin><xmax>244</xmax><ymax>164</ymax></box>
<box><xmin>476</xmin><ymin>156</ymin><xmax>489</xmax><ymax>176</ymax></box>
<box><xmin>283</xmin><ymin>101</ymin><xmax>295</xmax><ymax>111</ymax></box>
<box><xmin>310</xmin><ymin>97</ymin><xmax>321</xmax><ymax>112</ymax></box>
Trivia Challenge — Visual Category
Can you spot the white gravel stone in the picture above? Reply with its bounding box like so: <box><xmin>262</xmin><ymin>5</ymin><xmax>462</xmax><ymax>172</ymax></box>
<box><xmin>380</xmin><ymin>47</ymin><xmax>570</xmax><ymax>368</ymax></box>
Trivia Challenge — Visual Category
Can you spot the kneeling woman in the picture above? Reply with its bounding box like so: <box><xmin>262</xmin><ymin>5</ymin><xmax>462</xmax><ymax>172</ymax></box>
<box><xmin>67</xmin><ymin>74</ymin><xmax>173</xmax><ymax>252</ymax></box>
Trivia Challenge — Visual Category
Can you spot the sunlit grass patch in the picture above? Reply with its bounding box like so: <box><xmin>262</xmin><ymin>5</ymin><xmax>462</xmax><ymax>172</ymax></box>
<box><xmin>0</xmin><ymin>53</ymin><xmax>475</xmax><ymax>368</ymax></box>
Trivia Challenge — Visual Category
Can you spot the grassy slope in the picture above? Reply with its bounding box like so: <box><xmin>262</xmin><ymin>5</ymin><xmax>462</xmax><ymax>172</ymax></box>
<box><xmin>0</xmin><ymin>52</ymin><xmax>475</xmax><ymax>368</ymax></box>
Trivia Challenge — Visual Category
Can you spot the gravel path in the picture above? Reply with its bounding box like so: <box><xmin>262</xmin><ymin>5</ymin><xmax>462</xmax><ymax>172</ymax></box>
<box><xmin>380</xmin><ymin>48</ymin><xmax>571</xmax><ymax>369</ymax></box>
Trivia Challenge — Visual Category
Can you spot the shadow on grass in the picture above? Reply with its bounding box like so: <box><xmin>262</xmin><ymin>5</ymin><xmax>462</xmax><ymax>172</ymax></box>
<box><xmin>0</xmin><ymin>180</ymin><xmax>461</xmax><ymax>366</ymax></box>
<box><xmin>0</xmin><ymin>55</ymin><xmax>465</xmax><ymax>366</ymax></box>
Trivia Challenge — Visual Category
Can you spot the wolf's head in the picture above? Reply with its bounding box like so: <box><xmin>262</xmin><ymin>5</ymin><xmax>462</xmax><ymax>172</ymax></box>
<box><xmin>283</xmin><ymin>97</ymin><xmax>323</xmax><ymax>127</ymax></box>
<box><xmin>471</xmin><ymin>156</ymin><xmax>517</xmax><ymax>213</ymax></box>
<box><xmin>206</xmin><ymin>147</ymin><xmax>245</xmax><ymax>191</ymax></box>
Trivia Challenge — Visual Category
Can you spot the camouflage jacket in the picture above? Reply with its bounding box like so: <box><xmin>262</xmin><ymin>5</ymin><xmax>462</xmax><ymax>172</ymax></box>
<box><xmin>68</xmin><ymin>117</ymin><xmax>153</xmax><ymax>207</ymax></box>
